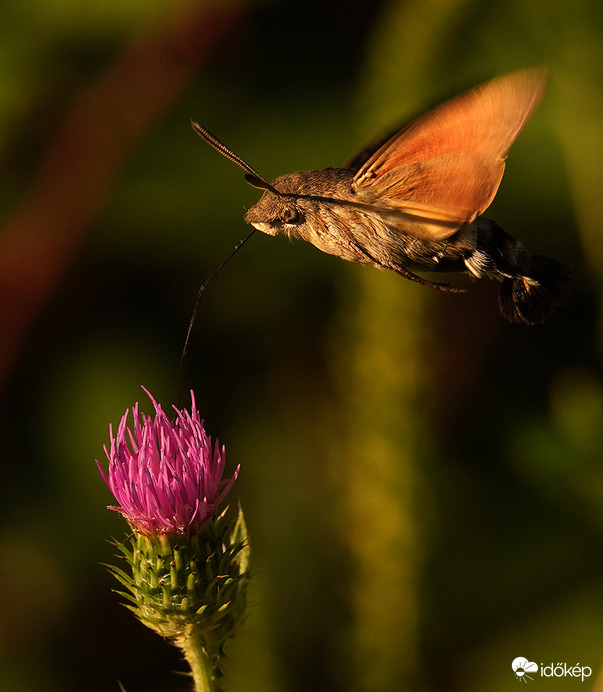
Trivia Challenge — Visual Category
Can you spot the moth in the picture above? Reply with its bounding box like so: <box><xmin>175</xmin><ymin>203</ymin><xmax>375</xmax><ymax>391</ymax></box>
<box><xmin>192</xmin><ymin>68</ymin><xmax>569</xmax><ymax>325</ymax></box>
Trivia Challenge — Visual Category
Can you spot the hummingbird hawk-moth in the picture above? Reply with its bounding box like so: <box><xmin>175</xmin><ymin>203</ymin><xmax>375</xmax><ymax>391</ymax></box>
<box><xmin>192</xmin><ymin>68</ymin><xmax>569</xmax><ymax>325</ymax></box>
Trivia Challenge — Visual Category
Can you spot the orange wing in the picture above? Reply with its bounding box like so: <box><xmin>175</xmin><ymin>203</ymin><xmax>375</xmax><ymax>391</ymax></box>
<box><xmin>352</xmin><ymin>68</ymin><xmax>546</xmax><ymax>240</ymax></box>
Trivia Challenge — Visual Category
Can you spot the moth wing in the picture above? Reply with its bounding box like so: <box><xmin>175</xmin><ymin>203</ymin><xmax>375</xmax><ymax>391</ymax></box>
<box><xmin>352</xmin><ymin>68</ymin><xmax>546</xmax><ymax>240</ymax></box>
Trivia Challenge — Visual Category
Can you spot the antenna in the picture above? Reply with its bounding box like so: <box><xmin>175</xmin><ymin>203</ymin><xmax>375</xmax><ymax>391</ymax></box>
<box><xmin>177</xmin><ymin>228</ymin><xmax>256</xmax><ymax>405</ymax></box>
<box><xmin>191</xmin><ymin>121</ymin><xmax>280</xmax><ymax>194</ymax></box>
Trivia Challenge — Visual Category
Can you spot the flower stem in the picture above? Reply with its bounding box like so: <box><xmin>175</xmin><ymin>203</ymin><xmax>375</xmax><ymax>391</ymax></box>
<box><xmin>177</xmin><ymin>633</ymin><xmax>222</xmax><ymax>692</ymax></box>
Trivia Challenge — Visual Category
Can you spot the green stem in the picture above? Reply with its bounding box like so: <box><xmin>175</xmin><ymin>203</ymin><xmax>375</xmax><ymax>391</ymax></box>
<box><xmin>176</xmin><ymin>633</ymin><xmax>222</xmax><ymax>692</ymax></box>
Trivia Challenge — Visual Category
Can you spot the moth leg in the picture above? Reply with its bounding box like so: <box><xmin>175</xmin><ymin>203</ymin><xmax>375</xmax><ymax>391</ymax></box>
<box><xmin>350</xmin><ymin>241</ymin><xmax>466</xmax><ymax>293</ymax></box>
<box><xmin>390</xmin><ymin>264</ymin><xmax>466</xmax><ymax>293</ymax></box>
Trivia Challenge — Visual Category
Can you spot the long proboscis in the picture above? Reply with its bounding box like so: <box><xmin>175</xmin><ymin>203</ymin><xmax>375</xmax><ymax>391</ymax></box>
<box><xmin>177</xmin><ymin>228</ymin><xmax>256</xmax><ymax>404</ymax></box>
<box><xmin>191</xmin><ymin>120</ymin><xmax>279</xmax><ymax>194</ymax></box>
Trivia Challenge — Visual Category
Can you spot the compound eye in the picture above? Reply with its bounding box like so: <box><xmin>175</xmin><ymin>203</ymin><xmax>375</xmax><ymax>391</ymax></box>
<box><xmin>279</xmin><ymin>206</ymin><xmax>300</xmax><ymax>224</ymax></box>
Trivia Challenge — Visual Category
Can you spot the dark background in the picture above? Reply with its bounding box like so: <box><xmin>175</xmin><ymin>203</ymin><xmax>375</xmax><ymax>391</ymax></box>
<box><xmin>0</xmin><ymin>0</ymin><xmax>602</xmax><ymax>690</ymax></box>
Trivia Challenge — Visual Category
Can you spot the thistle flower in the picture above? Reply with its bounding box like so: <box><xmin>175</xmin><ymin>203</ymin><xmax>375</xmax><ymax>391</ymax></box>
<box><xmin>97</xmin><ymin>387</ymin><xmax>239</xmax><ymax>535</ymax></box>
<box><xmin>97</xmin><ymin>388</ymin><xmax>249</xmax><ymax>692</ymax></box>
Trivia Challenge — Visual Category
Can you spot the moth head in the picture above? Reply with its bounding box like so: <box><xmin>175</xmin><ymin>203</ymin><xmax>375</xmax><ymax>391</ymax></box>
<box><xmin>244</xmin><ymin>175</ymin><xmax>305</xmax><ymax>237</ymax></box>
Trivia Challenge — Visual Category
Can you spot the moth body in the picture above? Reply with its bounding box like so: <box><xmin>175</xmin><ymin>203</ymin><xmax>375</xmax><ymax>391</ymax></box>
<box><xmin>244</xmin><ymin>167</ymin><xmax>471</xmax><ymax>270</ymax></box>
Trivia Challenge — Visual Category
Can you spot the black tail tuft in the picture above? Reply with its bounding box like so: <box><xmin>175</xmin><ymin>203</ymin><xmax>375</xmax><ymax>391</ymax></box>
<box><xmin>498</xmin><ymin>255</ymin><xmax>571</xmax><ymax>326</ymax></box>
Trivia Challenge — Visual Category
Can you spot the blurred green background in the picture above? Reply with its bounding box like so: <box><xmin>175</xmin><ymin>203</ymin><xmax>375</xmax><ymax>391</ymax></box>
<box><xmin>1</xmin><ymin>0</ymin><xmax>602</xmax><ymax>690</ymax></box>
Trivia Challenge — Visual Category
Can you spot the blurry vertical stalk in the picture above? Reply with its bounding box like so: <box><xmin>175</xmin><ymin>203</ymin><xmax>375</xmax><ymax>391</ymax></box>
<box><xmin>333</xmin><ymin>272</ymin><xmax>431</xmax><ymax>692</ymax></box>
<box><xmin>331</xmin><ymin>0</ymin><xmax>476</xmax><ymax>689</ymax></box>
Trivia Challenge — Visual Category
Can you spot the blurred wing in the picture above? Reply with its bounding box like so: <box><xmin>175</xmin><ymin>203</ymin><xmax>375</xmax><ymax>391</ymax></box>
<box><xmin>345</xmin><ymin>128</ymin><xmax>397</xmax><ymax>171</ymax></box>
<box><xmin>352</xmin><ymin>68</ymin><xmax>546</xmax><ymax>240</ymax></box>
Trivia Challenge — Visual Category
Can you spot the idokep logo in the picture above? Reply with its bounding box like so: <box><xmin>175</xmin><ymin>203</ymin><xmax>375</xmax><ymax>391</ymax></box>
<box><xmin>541</xmin><ymin>662</ymin><xmax>592</xmax><ymax>681</ymax></box>
<box><xmin>512</xmin><ymin>657</ymin><xmax>538</xmax><ymax>683</ymax></box>
<box><xmin>512</xmin><ymin>657</ymin><xmax>593</xmax><ymax>683</ymax></box>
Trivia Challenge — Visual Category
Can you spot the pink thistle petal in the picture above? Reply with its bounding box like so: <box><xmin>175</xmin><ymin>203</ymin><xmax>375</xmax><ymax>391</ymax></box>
<box><xmin>96</xmin><ymin>388</ymin><xmax>238</xmax><ymax>535</ymax></box>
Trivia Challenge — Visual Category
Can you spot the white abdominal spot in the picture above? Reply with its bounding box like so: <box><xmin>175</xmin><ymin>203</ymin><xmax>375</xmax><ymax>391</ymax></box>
<box><xmin>464</xmin><ymin>250</ymin><xmax>490</xmax><ymax>278</ymax></box>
